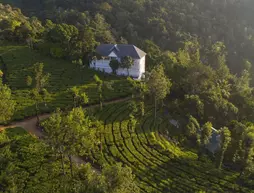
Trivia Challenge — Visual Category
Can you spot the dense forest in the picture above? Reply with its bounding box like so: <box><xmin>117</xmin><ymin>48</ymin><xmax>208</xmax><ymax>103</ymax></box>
<box><xmin>3</xmin><ymin>0</ymin><xmax>254</xmax><ymax>78</ymax></box>
<box><xmin>0</xmin><ymin>0</ymin><xmax>253</xmax><ymax>192</ymax></box>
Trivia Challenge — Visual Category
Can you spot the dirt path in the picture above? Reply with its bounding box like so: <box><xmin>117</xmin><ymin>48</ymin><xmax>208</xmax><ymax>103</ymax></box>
<box><xmin>0</xmin><ymin>96</ymin><xmax>131</xmax><ymax>165</ymax></box>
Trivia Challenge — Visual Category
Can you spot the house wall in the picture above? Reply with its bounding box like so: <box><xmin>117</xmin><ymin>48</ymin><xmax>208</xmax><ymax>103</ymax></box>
<box><xmin>90</xmin><ymin>59</ymin><xmax>112</xmax><ymax>73</ymax></box>
<box><xmin>90</xmin><ymin>56</ymin><xmax>146</xmax><ymax>79</ymax></box>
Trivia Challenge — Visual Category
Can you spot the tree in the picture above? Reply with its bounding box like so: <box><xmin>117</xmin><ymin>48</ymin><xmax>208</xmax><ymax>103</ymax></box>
<box><xmin>94</xmin><ymin>74</ymin><xmax>103</xmax><ymax>110</ymax></box>
<box><xmin>128</xmin><ymin>101</ymin><xmax>138</xmax><ymax>116</ymax></box>
<box><xmin>198</xmin><ymin>122</ymin><xmax>213</xmax><ymax>159</ymax></box>
<box><xmin>70</xmin><ymin>86</ymin><xmax>89</xmax><ymax>108</ymax></box>
<box><xmin>91</xmin><ymin>13</ymin><xmax>115</xmax><ymax>44</ymax></box>
<box><xmin>49</xmin><ymin>23</ymin><xmax>78</xmax><ymax>51</ymax></box>
<box><xmin>127</xmin><ymin>77</ymin><xmax>148</xmax><ymax>116</ymax></box>
<box><xmin>80</xmin><ymin>26</ymin><xmax>98</xmax><ymax>65</ymax></box>
<box><xmin>26</xmin><ymin>75</ymin><xmax>32</xmax><ymax>86</ymax></box>
<box><xmin>121</xmin><ymin>56</ymin><xmax>134</xmax><ymax>76</ymax></box>
<box><xmin>240</xmin><ymin>125</ymin><xmax>254</xmax><ymax>177</ymax></box>
<box><xmin>228</xmin><ymin>121</ymin><xmax>246</xmax><ymax>165</ymax></box>
<box><xmin>75</xmin><ymin>163</ymin><xmax>140</xmax><ymax>193</ymax></box>
<box><xmin>185</xmin><ymin>115</ymin><xmax>200</xmax><ymax>139</ymax></box>
<box><xmin>217</xmin><ymin>127</ymin><xmax>231</xmax><ymax>169</ymax></box>
<box><xmin>43</xmin><ymin>107</ymin><xmax>98</xmax><ymax>177</ymax></box>
<box><xmin>201</xmin><ymin>122</ymin><xmax>213</xmax><ymax>146</ymax></box>
<box><xmin>0</xmin><ymin>71</ymin><xmax>15</xmax><ymax>124</ymax></box>
<box><xmin>142</xmin><ymin>40</ymin><xmax>162</xmax><ymax>70</ymax></box>
<box><xmin>27</xmin><ymin>62</ymin><xmax>50</xmax><ymax>124</ymax></box>
<box><xmin>109</xmin><ymin>59</ymin><xmax>120</xmax><ymax>74</ymax></box>
<box><xmin>128</xmin><ymin>114</ymin><xmax>137</xmax><ymax>133</ymax></box>
<box><xmin>147</xmin><ymin>65</ymin><xmax>172</xmax><ymax>123</ymax></box>
<box><xmin>63</xmin><ymin>107</ymin><xmax>97</xmax><ymax>177</ymax></box>
<box><xmin>93</xmin><ymin>75</ymin><xmax>113</xmax><ymax>110</ymax></box>
<box><xmin>41</xmin><ymin>108</ymin><xmax>66</xmax><ymax>175</ymax></box>
<box><xmin>102</xmin><ymin>163</ymin><xmax>140</xmax><ymax>193</ymax></box>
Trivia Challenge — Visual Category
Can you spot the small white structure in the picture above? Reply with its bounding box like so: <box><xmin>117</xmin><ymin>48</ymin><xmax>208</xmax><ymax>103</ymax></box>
<box><xmin>90</xmin><ymin>44</ymin><xmax>146</xmax><ymax>79</ymax></box>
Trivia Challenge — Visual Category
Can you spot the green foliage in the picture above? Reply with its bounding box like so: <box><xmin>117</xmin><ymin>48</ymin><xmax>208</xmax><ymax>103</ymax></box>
<box><xmin>109</xmin><ymin>59</ymin><xmax>120</xmax><ymax>74</ymax></box>
<box><xmin>93</xmin><ymin>74</ymin><xmax>115</xmax><ymax>110</ymax></box>
<box><xmin>0</xmin><ymin>127</ymin><xmax>139</xmax><ymax>193</ymax></box>
<box><xmin>166</xmin><ymin>40</ymin><xmax>250</xmax><ymax>128</ymax></box>
<box><xmin>0</xmin><ymin>2</ymin><xmax>254</xmax><ymax>191</ymax></box>
<box><xmin>80</xmin><ymin>26</ymin><xmax>98</xmax><ymax>53</ymax></box>
<box><xmin>26</xmin><ymin>75</ymin><xmax>32</xmax><ymax>87</ymax></box>
<box><xmin>0</xmin><ymin>4</ymin><xmax>44</xmax><ymax>42</ymax></box>
<box><xmin>0</xmin><ymin>127</ymin><xmax>66</xmax><ymax>192</ymax></box>
<box><xmin>0</xmin><ymin>74</ymin><xmax>15</xmax><ymax>124</ymax></box>
<box><xmin>49</xmin><ymin>46</ymin><xmax>65</xmax><ymax>58</ymax></box>
<box><xmin>241</xmin><ymin>125</ymin><xmax>254</xmax><ymax>176</ymax></box>
<box><xmin>91</xmin><ymin>101</ymin><xmax>253</xmax><ymax>192</ymax></box>
<box><xmin>147</xmin><ymin>65</ymin><xmax>171</xmax><ymax>101</ymax></box>
<box><xmin>42</xmin><ymin>107</ymin><xmax>98</xmax><ymax>176</ymax></box>
<box><xmin>34</xmin><ymin>62</ymin><xmax>50</xmax><ymax>92</ymax></box>
<box><xmin>120</xmin><ymin>56</ymin><xmax>134</xmax><ymax>75</ymax></box>
<box><xmin>90</xmin><ymin>13</ymin><xmax>115</xmax><ymax>44</ymax></box>
<box><xmin>201</xmin><ymin>122</ymin><xmax>213</xmax><ymax>146</ymax></box>
<box><xmin>147</xmin><ymin>65</ymin><xmax>172</xmax><ymax>122</ymax></box>
<box><xmin>185</xmin><ymin>115</ymin><xmax>200</xmax><ymax>138</ymax></box>
<box><xmin>70</xmin><ymin>86</ymin><xmax>89</xmax><ymax>108</ymax></box>
<box><xmin>218</xmin><ymin>127</ymin><xmax>231</xmax><ymax>169</ymax></box>
<box><xmin>103</xmin><ymin>163</ymin><xmax>140</xmax><ymax>193</ymax></box>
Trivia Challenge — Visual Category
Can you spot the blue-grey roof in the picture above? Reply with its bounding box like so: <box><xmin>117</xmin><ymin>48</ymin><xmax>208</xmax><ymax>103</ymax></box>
<box><xmin>96</xmin><ymin>44</ymin><xmax>146</xmax><ymax>59</ymax></box>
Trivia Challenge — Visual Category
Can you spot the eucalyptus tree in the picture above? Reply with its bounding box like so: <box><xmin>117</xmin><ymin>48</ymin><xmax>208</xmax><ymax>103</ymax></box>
<box><xmin>121</xmin><ymin>56</ymin><xmax>134</xmax><ymax>76</ymax></box>
<box><xmin>94</xmin><ymin>74</ymin><xmax>103</xmax><ymax>110</ymax></box>
<box><xmin>102</xmin><ymin>163</ymin><xmax>140</xmax><ymax>193</ymax></box>
<box><xmin>240</xmin><ymin>125</ymin><xmax>254</xmax><ymax>177</ymax></box>
<box><xmin>70</xmin><ymin>86</ymin><xmax>89</xmax><ymax>108</ymax></box>
<box><xmin>26</xmin><ymin>62</ymin><xmax>50</xmax><ymax>124</ymax></box>
<box><xmin>197</xmin><ymin>122</ymin><xmax>213</xmax><ymax>159</ymax></box>
<box><xmin>93</xmin><ymin>74</ymin><xmax>113</xmax><ymax>110</ymax></box>
<box><xmin>41</xmin><ymin>108</ymin><xmax>66</xmax><ymax>175</ymax></box>
<box><xmin>63</xmin><ymin>107</ymin><xmax>97</xmax><ymax>177</ymax></box>
<box><xmin>185</xmin><ymin>115</ymin><xmax>200</xmax><ymax>139</ymax></box>
<box><xmin>217</xmin><ymin>127</ymin><xmax>231</xmax><ymax>169</ymax></box>
<box><xmin>127</xmin><ymin>77</ymin><xmax>147</xmax><ymax>116</ymax></box>
<box><xmin>43</xmin><ymin>107</ymin><xmax>98</xmax><ymax>177</ymax></box>
<box><xmin>147</xmin><ymin>65</ymin><xmax>172</xmax><ymax>123</ymax></box>
<box><xmin>201</xmin><ymin>122</ymin><xmax>213</xmax><ymax>146</ymax></box>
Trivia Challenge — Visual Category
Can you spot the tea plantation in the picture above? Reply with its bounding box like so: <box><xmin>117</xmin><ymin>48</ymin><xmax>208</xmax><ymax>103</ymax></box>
<box><xmin>89</xmin><ymin>102</ymin><xmax>253</xmax><ymax>193</ymax></box>
<box><xmin>0</xmin><ymin>44</ymin><xmax>131</xmax><ymax>121</ymax></box>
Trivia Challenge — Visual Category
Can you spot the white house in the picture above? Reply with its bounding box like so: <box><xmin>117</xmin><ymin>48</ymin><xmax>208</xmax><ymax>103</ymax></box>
<box><xmin>90</xmin><ymin>44</ymin><xmax>146</xmax><ymax>79</ymax></box>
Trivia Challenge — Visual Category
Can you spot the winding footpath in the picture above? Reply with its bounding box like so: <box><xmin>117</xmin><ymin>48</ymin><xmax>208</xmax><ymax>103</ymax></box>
<box><xmin>0</xmin><ymin>96</ymin><xmax>131</xmax><ymax>165</ymax></box>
